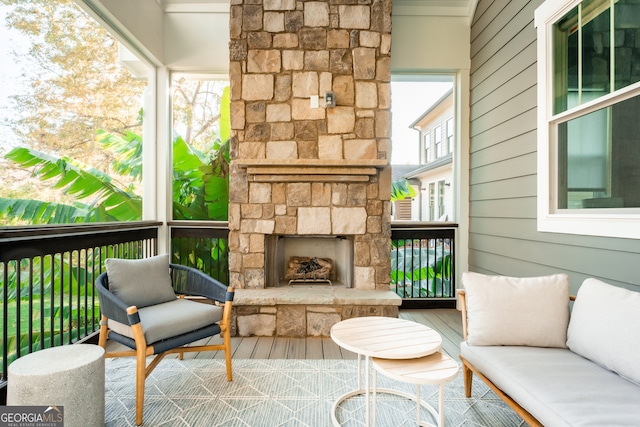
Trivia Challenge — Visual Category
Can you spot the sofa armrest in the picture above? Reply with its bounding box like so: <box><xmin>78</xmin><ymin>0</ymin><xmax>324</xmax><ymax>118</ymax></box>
<box><xmin>458</xmin><ymin>289</ymin><xmax>468</xmax><ymax>340</ymax></box>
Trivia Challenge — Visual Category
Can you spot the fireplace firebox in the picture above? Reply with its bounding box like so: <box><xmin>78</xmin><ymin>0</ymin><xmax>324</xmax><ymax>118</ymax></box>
<box><xmin>265</xmin><ymin>235</ymin><xmax>354</xmax><ymax>287</ymax></box>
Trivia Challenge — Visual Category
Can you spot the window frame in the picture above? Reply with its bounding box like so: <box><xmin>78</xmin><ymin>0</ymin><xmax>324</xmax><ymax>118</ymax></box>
<box><xmin>535</xmin><ymin>0</ymin><xmax>640</xmax><ymax>239</ymax></box>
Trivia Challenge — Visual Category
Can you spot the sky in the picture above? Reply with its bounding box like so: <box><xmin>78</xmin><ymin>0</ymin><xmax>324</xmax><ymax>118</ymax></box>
<box><xmin>390</xmin><ymin>80</ymin><xmax>453</xmax><ymax>165</ymax></box>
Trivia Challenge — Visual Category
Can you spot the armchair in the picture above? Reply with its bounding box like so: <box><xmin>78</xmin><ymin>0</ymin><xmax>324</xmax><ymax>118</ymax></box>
<box><xmin>95</xmin><ymin>255</ymin><xmax>234</xmax><ymax>426</ymax></box>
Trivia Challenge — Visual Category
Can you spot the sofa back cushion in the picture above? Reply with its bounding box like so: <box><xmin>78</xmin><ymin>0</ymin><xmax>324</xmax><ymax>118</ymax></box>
<box><xmin>105</xmin><ymin>254</ymin><xmax>176</xmax><ymax>308</ymax></box>
<box><xmin>567</xmin><ymin>278</ymin><xmax>640</xmax><ymax>385</ymax></box>
<box><xmin>463</xmin><ymin>272</ymin><xmax>570</xmax><ymax>347</ymax></box>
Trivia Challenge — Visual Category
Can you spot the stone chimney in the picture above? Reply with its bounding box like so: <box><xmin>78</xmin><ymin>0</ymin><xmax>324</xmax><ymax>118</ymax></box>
<box><xmin>228</xmin><ymin>0</ymin><xmax>392</xmax><ymax>291</ymax></box>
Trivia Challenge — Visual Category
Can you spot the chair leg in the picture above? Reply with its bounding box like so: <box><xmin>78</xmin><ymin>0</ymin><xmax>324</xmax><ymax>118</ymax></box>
<box><xmin>223</xmin><ymin>328</ymin><xmax>233</xmax><ymax>381</ymax></box>
<box><xmin>135</xmin><ymin>345</ymin><xmax>146</xmax><ymax>426</ymax></box>
<box><xmin>127</xmin><ymin>307</ymin><xmax>149</xmax><ymax>426</ymax></box>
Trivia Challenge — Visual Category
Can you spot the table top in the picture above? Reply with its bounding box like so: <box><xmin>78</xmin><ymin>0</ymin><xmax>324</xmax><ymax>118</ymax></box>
<box><xmin>372</xmin><ymin>351</ymin><xmax>459</xmax><ymax>385</ymax></box>
<box><xmin>330</xmin><ymin>316</ymin><xmax>442</xmax><ymax>359</ymax></box>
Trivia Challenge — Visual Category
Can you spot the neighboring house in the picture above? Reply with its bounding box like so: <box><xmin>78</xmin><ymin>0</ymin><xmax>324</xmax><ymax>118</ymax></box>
<box><xmin>396</xmin><ymin>89</ymin><xmax>454</xmax><ymax>222</ymax></box>
<box><xmin>10</xmin><ymin>0</ymin><xmax>640</xmax><ymax>295</ymax></box>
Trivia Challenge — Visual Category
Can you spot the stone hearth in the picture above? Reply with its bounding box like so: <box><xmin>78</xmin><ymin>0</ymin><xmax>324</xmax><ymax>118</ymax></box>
<box><xmin>231</xmin><ymin>287</ymin><xmax>400</xmax><ymax>337</ymax></box>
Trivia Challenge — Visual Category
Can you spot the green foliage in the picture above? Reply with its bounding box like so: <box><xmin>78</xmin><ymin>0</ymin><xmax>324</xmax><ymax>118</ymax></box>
<box><xmin>391</xmin><ymin>240</ymin><xmax>453</xmax><ymax>298</ymax></box>
<box><xmin>172</xmin><ymin>86</ymin><xmax>230</xmax><ymax>221</ymax></box>
<box><xmin>391</xmin><ymin>179</ymin><xmax>417</xmax><ymax>202</ymax></box>
<box><xmin>95</xmin><ymin>128</ymin><xmax>143</xmax><ymax>180</ymax></box>
<box><xmin>1</xmin><ymin>146</ymin><xmax>142</xmax><ymax>223</ymax></box>
<box><xmin>2</xmin><ymin>253</ymin><xmax>102</xmax><ymax>367</ymax></box>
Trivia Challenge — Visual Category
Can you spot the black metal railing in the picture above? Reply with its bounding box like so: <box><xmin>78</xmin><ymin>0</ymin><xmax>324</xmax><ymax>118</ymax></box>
<box><xmin>0</xmin><ymin>222</ymin><xmax>160</xmax><ymax>398</ymax></box>
<box><xmin>0</xmin><ymin>220</ymin><xmax>456</xmax><ymax>401</ymax></box>
<box><xmin>170</xmin><ymin>222</ymin><xmax>229</xmax><ymax>284</ymax></box>
<box><xmin>391</xmin><ymin>223</ymin><xmax>457</xmax><ymax>308</ymax></box>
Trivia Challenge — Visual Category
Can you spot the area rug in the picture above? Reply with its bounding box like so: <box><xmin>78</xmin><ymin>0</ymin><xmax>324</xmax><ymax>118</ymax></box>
<box><xmin>105</xmin><ymin>358</ymin><xmax>526</xmax><ymax>427</ymax></box>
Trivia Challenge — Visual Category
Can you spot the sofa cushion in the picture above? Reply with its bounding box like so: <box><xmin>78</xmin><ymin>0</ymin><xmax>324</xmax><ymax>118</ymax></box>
<box><xmin>462</xmin><ymin>272</ymin><xmax>569</xmax><ymax>347</ymax></box>
<box><xmin>105</xmin><ymin>255</ymin><xmax>176</xmax><ymax>308</ymax></box>
<box><xmin>460</xmin><ymin>342</ymin><xmax>640</xmax><ymax>427</ymax></box>
<box><xmin>566</xmin><ymin>278</ymin><xmax>640</xmax><ymax>385</ymax></box>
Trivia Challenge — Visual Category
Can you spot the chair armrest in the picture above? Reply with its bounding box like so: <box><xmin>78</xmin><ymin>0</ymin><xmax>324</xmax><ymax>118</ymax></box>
<box><xmin>170</xmin><ymin>264</ymin><xmax>234</xmax><ymax>304</ymax></box>
<box><xmin>95</xmin><ymin>272</ymin><xmax>137</xmax><ymax>325</ymax></box>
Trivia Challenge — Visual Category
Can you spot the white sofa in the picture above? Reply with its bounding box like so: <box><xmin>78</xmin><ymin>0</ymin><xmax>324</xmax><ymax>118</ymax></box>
<box><xmin>459</xmin><ymin>273</ymin><xmax>640</xmax><ymax>427</ymax></box>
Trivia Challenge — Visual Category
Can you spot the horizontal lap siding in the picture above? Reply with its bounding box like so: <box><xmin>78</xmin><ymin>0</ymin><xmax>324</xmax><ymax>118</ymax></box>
<box><xmin>469</xmin><ymin>0</ymin><xmax>640</xmax><ymax>293</ymax></box>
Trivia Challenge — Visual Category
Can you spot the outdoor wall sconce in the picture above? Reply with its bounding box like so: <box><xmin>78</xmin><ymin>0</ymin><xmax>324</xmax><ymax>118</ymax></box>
<box><xmin>324</xmin><ymin>91</ymin><xmax>336</xmax><ymax>108</ymax></box>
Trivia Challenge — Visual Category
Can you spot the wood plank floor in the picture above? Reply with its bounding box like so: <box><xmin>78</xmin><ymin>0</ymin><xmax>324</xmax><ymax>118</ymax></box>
<box><xmin>106</xmin><ymin>309</ymin><xmax>464</xmax><ymax>360</ymax></box>
<box><xmin>196</xmin><ymin>309</ymin><xmax>463</xmax><ymax>361</ymax></box>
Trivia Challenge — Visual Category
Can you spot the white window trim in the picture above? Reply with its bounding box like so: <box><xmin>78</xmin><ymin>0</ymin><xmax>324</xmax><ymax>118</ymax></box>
<box><xmin>535</xmin><ymin>0</ymin><xmax>640</xmax><ymax>239</ymax></box>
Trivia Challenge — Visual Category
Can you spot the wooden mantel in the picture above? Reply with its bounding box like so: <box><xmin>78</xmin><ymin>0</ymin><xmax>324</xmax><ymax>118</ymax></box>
<box><xmin>237</xmin><ymin>159</ymin><xmax>388</xmax><ymax>182</ymax></box>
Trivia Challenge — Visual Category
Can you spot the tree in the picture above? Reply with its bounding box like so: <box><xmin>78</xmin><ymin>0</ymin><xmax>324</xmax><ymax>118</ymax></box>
<box><xmin>1</xmin><ymin>0</ymin><xmax>146</xmax><ymax>163</ymax></box>
<box><xmin>1</xmin><ymin>0</ymin><xmax>230</xmax><ymax>223</ymax></box>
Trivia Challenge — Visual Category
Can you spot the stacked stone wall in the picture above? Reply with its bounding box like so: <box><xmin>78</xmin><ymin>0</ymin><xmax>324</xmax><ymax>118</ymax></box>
<box><xmin>228</xmin><ymin>0</ymin><xmax>393</xmax><ymax>291</ymax></box>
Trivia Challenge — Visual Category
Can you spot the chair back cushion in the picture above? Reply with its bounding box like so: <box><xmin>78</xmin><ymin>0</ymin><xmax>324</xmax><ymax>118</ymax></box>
<box><xmin>105</xmin><ymin>255</ymin><xmax>176</xmax><ymax>308</ymax></box>
<box><xmin>566</xmin><ymin>278</ymin><xmax>640</xmax><ymax>385</ymax></box>
<box><xmin>463</xmin><ymin>272</ymin><xmax>570</xmax><ymax>347</ymax></box>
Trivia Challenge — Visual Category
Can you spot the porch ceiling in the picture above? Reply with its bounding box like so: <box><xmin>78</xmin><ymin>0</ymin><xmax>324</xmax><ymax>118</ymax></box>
<box><xmin>159</xmin><ymin>0</ymin><xmax>477</xmax><ymax>19</ymax></box>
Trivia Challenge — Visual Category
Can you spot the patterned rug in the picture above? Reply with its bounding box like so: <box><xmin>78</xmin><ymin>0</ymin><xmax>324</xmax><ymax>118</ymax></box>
<box><xmin>105</xmin><ymin>358</ymin><xmax>526</xmax><ymax>427</ymax></box>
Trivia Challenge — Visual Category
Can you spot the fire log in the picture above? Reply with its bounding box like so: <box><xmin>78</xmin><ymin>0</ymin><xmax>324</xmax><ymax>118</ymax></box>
<box><xmin>285</xmin><ymin>256</ymin><xmax>333</xmax><ymax>280</ymax></box>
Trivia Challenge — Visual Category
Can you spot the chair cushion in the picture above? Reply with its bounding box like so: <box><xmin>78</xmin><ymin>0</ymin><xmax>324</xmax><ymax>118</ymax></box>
<box><xmin>566</xmin><ymin>278</ymin><xmax>640</xmax><ymax>385</ymax></box>
<box><xmin>105</xmin><ymin>255</ymin><xmax>176</xmax><ymax>308</ymax></box>
<box><xmin>108</xmin><ymin>298</ymin><xmax>224</xmax><ymax>344</ymax></box>
<box><xmin>462</xmin><ymin>272</ymin><xmax>569</xmax><ymax>347</ymax></box>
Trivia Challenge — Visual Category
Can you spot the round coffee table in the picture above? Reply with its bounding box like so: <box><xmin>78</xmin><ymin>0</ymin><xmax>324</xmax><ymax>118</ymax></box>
<box><xmin>330</xmin><ymin>316</ymin><xmax>443</xmax><ymax>426</ymax></box>
<box><xmin>372</xmin><ymin>351</ymin><xmax>459</xmax><ymax>427</ymax></box>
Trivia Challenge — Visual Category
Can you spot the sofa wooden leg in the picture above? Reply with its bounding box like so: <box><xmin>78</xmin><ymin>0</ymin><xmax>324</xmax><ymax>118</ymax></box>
<box><xmin>463</xmin><ymin>362</ymin><xmax>473</xmax><ymax>397</ymax></box>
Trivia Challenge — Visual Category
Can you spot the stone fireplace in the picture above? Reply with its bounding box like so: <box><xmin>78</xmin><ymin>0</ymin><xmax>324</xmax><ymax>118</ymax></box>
<box><xmin>227</xmin><ymin>0</ymin><xmax>400</xmax><ymax>336</ymax></box>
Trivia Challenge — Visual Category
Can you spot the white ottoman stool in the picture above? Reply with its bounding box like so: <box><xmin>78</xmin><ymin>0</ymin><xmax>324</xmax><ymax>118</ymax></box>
<box><xmin>7</xmin><ymin>344</ymin><xmax>105</xmax><ymax>427</ymax></box>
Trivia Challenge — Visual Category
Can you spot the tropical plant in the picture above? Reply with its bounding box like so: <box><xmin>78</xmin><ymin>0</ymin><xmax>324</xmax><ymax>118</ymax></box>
<box><xmin>0</xmin><ymin>145</ymin><xmax>142</xmax><ymax>224</ymax></box>
<box><xmin>391</xmin><ymin>179</ymin><xmax>416</xmax><ymax>202</ymax></box>
<box><xmin>3</xmin><ymin>251</ymin><xmax>103</xmax><ymax>368</ymax></box>
<box><xmin>391</xmin><ymin>238</ymin><xmax>453</xmax><ymax>298</ymax></box>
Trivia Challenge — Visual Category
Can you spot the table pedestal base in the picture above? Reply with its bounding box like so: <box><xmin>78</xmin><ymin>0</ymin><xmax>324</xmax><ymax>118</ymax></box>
<box><xmin>373</xmin><ymin>385</ymin><xmax>444</xmax><ymax>427</ymax></box>
<box><xmin>332</xmin><ymin>387</ymin><xmax>443</xmax><ymax>427</ymax></box>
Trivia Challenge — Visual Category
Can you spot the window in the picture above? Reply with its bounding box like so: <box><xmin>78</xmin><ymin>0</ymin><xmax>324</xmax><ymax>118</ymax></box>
<box><xmin>429</xmin><ymin>182</ymin><xmax>436</xmax><ymax>221</ymax></box>
<box><xmin>438</xmin><ymin>180</ymin><xmax>446</xmax><ymax>218</ymax></box>
<box><xmin>535</xmin><ymin>0</ymin><xmax>640</xmax><ymax>238</ymax></box>
<box><xmin>423</xmin><ymin>133</ymin><xmax>431</xmax><ymax>164</ymax></box>
<box><xmin>446</xmin><ymin>118</ymin><xmax>454</xmax><ymax>154</ymax></box>
<box><xmin>434</xmin><ymin>125</ymin><xmax>443</xmax><ymax>158</ymax></box>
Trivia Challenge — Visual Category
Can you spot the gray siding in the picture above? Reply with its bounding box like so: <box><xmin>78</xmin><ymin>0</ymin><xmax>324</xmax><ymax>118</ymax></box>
<box><xmin>469</xmin><ymin>0</ymin><xmax>640</xmax><ymax>294</ymax></box>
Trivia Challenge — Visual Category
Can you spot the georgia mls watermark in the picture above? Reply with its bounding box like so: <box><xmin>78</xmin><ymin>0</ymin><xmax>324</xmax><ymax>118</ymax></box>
<box><xmin>0</xmin><ymin>406</ymin><xmax>64</xmax><ymax>427</ymax></box>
